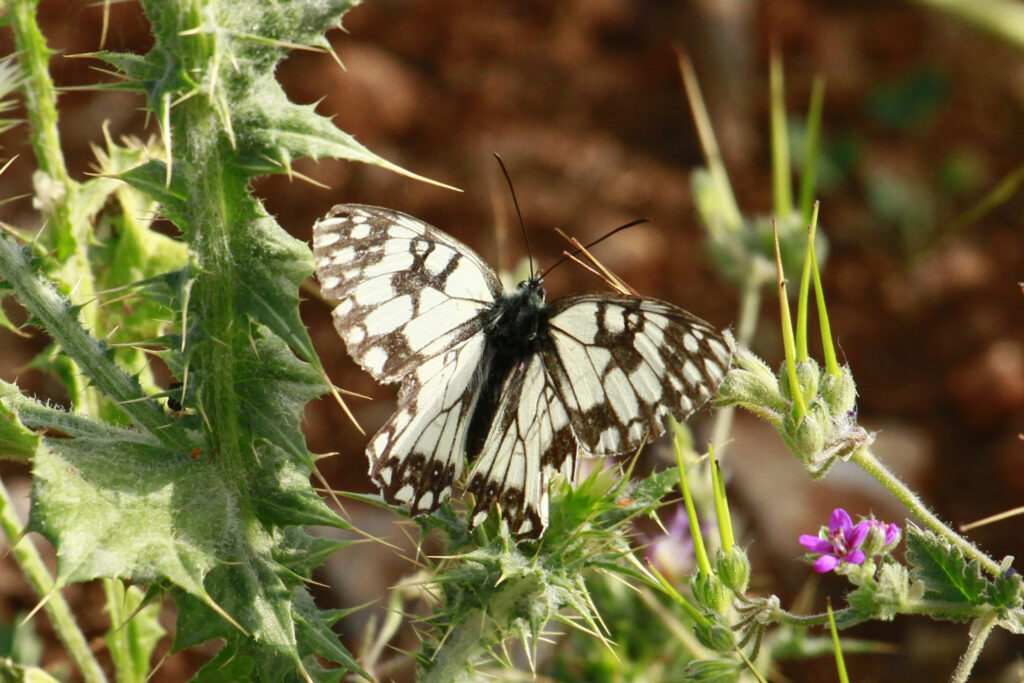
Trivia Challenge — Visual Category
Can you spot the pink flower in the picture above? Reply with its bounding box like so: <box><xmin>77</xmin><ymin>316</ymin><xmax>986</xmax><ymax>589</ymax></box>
<box><xmin>647</xmin><ymin>506</ymin><xmax>696</xmax><ymax>581</ymax></box>
<box><xmin>799</xmin><ymin>508</ymin><xmax>871</xmax><ymax>573</ymax></box>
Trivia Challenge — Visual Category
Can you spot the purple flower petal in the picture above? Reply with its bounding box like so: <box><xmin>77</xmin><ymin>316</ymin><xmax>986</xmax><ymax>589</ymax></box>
<box><xmin>813</xmin><ymin>555</ymin><xmax>841</xmax><ymax>573</ymax></box>
<box><xmin>843</xmin><ymin>549</ymin><xmax>866</xmax><ymax>565</ymax></box>
<box><xmin>848</xmin><ymin>521</ymin><xmax>871</xmax><ymax>549</ymax></box>
<box><xmin>829</xmin><ymin>508</ymin><xmax>853</xmax><ymax>536</ymax></box>
<box><xmin>800</xmin><ymin>535</ymin><xmax>834</xmax><ymax>553</ymax></box>
<box><xmin>884</xmin><ymin>523</ymin><xmax>900</xmax><ymax>545</ymax></box>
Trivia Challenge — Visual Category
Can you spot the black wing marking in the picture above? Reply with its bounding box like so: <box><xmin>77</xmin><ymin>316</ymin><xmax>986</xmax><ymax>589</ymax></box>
<box><xmin>312</xmin><ymin>204</ymin><xmax>503</xmax><ymax>384</ymax></box>
<box><xmin>465</xmin><ymin>353</ymin><xmax>576</xmax><ymax>539</ymax></box>
<box><xmin>541</xmin><ymin>294</ymin><xmax>733</xmax><ymax>456</ymax></box>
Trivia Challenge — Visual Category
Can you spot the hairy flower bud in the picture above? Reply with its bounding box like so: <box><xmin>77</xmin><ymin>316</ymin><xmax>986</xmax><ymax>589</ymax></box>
<box><xmin>692</xmin><ymin>571</ymin><xmax>732</xmax><ymax>614</ymax></box>
<box><xmin>795</xmin><ymin>359</ymin><xmax>820</xmax><ymax>405</ymax></box>
<box><xmin>682</xmin><ymin>658</ymin><xmax>742</xmax><ymax>682</ymax></box>
<box><xmin>692</xmin><ymin>621</ymin><xmax>735</xmax><ymax>653</ymax></box>
<box><xmin>820</xmin><ymin>367</ymin><xmax>857</xmax><ymax>419</ymax></box>
<box><xmin>787</xmin><ymin>409</ymin><xmax>825</xmax><ymax>462</ymax></box>
<box><xmin>716</xmin><ymin>546</ymin><xmax>751</xmax><ymax>594</ymax></box>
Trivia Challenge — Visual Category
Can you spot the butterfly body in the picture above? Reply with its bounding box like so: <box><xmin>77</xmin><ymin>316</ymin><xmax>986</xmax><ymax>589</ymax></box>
<box><xmin>313</xmin><ymin>204</ymin><xmax>732</xmax><ymax>538</ymax></box>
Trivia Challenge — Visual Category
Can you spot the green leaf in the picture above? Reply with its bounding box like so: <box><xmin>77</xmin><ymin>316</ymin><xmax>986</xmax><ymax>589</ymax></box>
<box><xmin>0</xmin><ymin>660</ymin><xmax>61</xmax><ymax>683</ymax></box>
<box><xmin>231</xmin><ymin>206</ymin><xmax>320</xmax><ymax>366</ymax></box>
<box><xmin>986</xmin><ymin>571</ymin><xmax>1023</xmax><ymax>615</ymax></box>
<box><xmin>0</xmin><ymin>295</ymin><xmax>27</xmax><ymax>337</ymax></box>
<box><xmin>27</xmin><ymin>425</ymin><xmax>217</xmax><ymax>598</ymax></box>
<box><xmin>905</xmin><ymin>525</ymin><xmax>988</xmax><ymax>605</ymax></box>
<box><xmin>117</xmin><ymin>160</ymin><xmax>192</xmax><ymax>229</ymax></box>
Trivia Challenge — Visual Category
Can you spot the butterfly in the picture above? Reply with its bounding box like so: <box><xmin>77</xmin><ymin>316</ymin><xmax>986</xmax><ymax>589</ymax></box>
<box><xmin>313</xmin><ymin>204</ymin><xmax>733</xmax><ymax>539</ymax></box>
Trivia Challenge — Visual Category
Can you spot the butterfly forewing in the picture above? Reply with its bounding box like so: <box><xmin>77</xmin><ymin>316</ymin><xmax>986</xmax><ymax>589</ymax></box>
<box><xmin>313</xmin><ymin>204</ymin><xmax>502</xmax><ymax>383</ymax></box>
<box><xmin>542</xmin><ymin>295</ymin><xmax>732</xmax><ymax>456</ymax></box>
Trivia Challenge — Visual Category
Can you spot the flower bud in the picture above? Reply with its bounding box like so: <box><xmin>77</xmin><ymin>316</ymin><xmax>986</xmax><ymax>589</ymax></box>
<box><xmin>692</xmin><ymin>621</ymin><xmax>735</xmax><ymax>653</ymax></box>
<box><xmin>682</xmin><ymin>659</ymin><xmax>742</xmax><ymax>682</ymax></box>
<box><xmin>795</xmin><ymin>359</ymin><xmax>820</xmax><ymax>405</ymax></box>
<box><xmin>715</xmin><ymin>367</ymin><xmax>787</xmax><ymax>420</ymax></box>
<box><xmin>861</xmin><ymin>520</ymin><xmax>901</xmax><ymax>557</ymax></box>
<box><xmin>716</xmin><ymin>546</ymin><xmax>751</xmax><ymax>594</ymax></box>
<box><xmin>786</xmin><ymin>410</ymin><xmax>825</xmax><ymax>461</ymax></box>
<box><xmin>820</xmin><ymin>367</ymin><xmax>857</xmax><ymax>419</ymax></box>
<box><xmin>692</xmin><ymin>571</ymin><xmax>732</xmax><ymax>614</ymax></box>
<box><xmin>732</xmin><ymin>347</ymin><xmax>776</xmax><ymax>385</ymax></box>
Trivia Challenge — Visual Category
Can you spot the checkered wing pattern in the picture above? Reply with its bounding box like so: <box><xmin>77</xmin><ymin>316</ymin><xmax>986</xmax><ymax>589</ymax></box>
<box><xmin>313</xmin><ymin>204</ymin><xmax>502</xmax><ymax>384</ymax></box>
<box><xmin>542</xmin><ymin>295</ymin><xmax>733</xmax><ymax>456</ymax></box>
<box><xmin>313</xmin><ymin>204</ymin><xmax>733</xmax><ymax>538</ymax></box>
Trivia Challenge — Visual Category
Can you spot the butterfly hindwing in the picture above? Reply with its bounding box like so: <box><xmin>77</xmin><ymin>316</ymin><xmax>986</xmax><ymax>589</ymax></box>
<box><xmin>542</xmin><ymin>295</ymin><xmax>733</xmax><ymax>456</ymax></box>
<box><xmin>313</xmin><ymin>204</ymin><xmax>502</xmax><ymax>384</ymax></box>
<box><xmin>465</xmin><ymin>353</ymin><xmax>576</xmax><ymax>538</ymax></box>
<box><xmin>368</xmin><ymin>335</ymin><xmax>487</xmax><ymax>514</ymax></box>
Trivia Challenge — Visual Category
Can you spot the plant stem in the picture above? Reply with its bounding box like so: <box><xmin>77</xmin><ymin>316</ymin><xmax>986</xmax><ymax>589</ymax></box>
<box><xmin>0</xmin><ymin>236</ymin><xmax>180</xmax><ymax>449</ymax></box>
<box><xmin>851</xmin><ymin>447</ymin><xmax>1001</xmax><ymax>576</ymax></box>
<box><xmin>0</xmin><ymin>479</ymin><xmax>108</xmax><ymax>683</ymax></box>
<box><xmin>952</xmin><ymin>611</ymin><xmax>998</xmax><ymax>683</ymax></box>
<box><xmin>10</xmin><ymin>0</ymin><xmax>101</xmax><ymax>416</ymax></box>
<box><xmin>711</xmin><ymin>277</ymin><xmax>762</xmax><ymax>451</ymax></box>
<box><xmin>421</xmin><ymin>612</ymin><xmax>485</xmax><ymax>683</ymax></box>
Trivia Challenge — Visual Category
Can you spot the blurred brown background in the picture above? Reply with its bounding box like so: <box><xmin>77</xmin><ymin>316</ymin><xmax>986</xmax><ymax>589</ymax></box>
<box><xmin>1</xmin><ymin>0</ymin><xmax>1023</xmax><ymax>680</ymax></box>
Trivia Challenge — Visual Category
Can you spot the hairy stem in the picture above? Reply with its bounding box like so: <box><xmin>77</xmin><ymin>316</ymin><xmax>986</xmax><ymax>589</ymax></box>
<box><xmin>952</xmin><ymin>611</ymin><xmax>998</xmax><ymax>683</ymax></box>
<box><xmin>10</xmin><ymin>0</ymin><xmax>100</xmax><ymax>415</ymax></box>
<box><xmin>0</xmin><ymin>236</ymin><xmax>180</xmax><ymax>449</ymax></box>
<box><xmin>851</xmin><ymin>447</ymin><xmax>1001</xmax><ymax>576</ymax></box>
<box><xmin>711</xmin><ymin>277</ymin><xmax>762</xmax><ymax>451</ymax></box>
<box><xmin>0</xmin><ymin>480</ymin><xmax>108</xmax><ymax>683</ymax></box>
<box><xmin>421</xmin><ymin>611</ymin><xmax>487</xmax><ymax>683</ymax></box>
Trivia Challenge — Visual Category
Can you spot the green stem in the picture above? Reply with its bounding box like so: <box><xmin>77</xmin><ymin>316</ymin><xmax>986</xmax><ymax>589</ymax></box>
<box><xmin>678</xmin><ymin>50</ymin><xmax>744</xmax><ymax>233</ymax></box>
<box><xmin>0</xmin><ymin>479</ymin><xmax>108</xmax><ymax>683</ymax></box>
<box><xmin>421</xmin><ymin>612</ymin><xmax>485</xmax><ymax>683</ymax></box>
<box><xmin>711</xmin><ymin>277</ymin><xmax>762</xmax><ymax>450</ymax></box>
<box><xmin>952</xmin><ymin>611</ymin><xmax>999</xmax><ymax>683</ymax></box>
<box><xmin>176</xmin><ymin>105</ymin><xmax>246</xmax><ymax>477</ymax></box>
<box><xmin>798</xmin><ymin>76</ymin><xmax>826</xmax><ymax>224</ymax></box>
<box><xmin>769</xmin><ymin>47</ymin><xmax>792</xmax><ymax>222</ymax></box>
<box><xmin>675</xmin><ymin>437</ymin><xmax>711</xmax><ymax>576</ymax></box>
<box><xmin>772</xmin><ymin>225</ymin><xmax>805</xmax><ymax>420</ymax></box>
<box><xmin>0</xmin><ymin>236</ymin><xmax>181</xmax><ymax>450</ymax></box>
<box><xmin>851</xmin><ymin>447</ymin><xmax>1001</xmax><ymax>576</ymax></box>
<box><xmin>10</xmin><ymin>0</ymin><xmax>100</xmax><ymax>417</ymax></box>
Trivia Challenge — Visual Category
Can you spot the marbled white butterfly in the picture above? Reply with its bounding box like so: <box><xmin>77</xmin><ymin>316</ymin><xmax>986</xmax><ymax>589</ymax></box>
<box><xmin>313</xmin><ymin>204</ymin><xmax>732</xmax><ymax>538</ymax></box>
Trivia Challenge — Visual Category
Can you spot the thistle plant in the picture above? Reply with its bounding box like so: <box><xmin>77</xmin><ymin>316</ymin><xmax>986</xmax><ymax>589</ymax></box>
<box><xmin>0</xmin><ymin>0</ymin><xmax>433</xmax><ymax>680</ymax></box>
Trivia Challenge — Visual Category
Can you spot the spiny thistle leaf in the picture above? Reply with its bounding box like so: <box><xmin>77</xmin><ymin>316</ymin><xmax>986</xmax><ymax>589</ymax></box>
<box><xmin>27</xmin><ymin>424</ymin><xmax>213</xmax><ymax>597</ymax></box>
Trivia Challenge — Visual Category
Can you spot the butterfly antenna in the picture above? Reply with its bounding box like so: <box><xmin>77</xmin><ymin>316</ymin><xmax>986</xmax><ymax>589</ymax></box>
<box><xmin>541</xmin><ymin>218</ymin><xmax>649</xmax><ymax>278</ymax></box>
<box><xmin>494</xmin><ymin>153</ymin><xmax>534</xmax><ymax>278</ymax></box>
